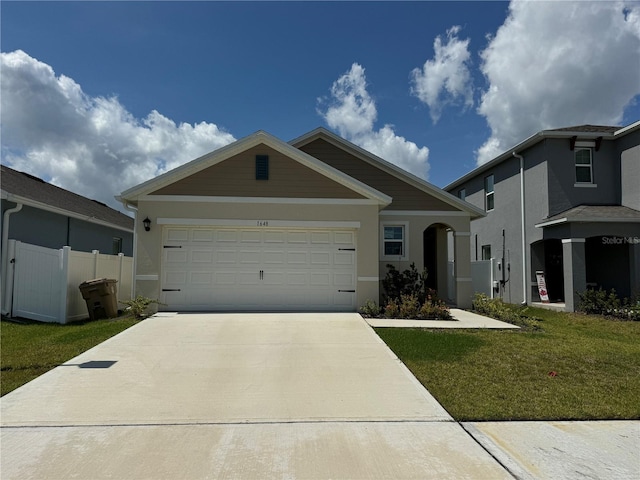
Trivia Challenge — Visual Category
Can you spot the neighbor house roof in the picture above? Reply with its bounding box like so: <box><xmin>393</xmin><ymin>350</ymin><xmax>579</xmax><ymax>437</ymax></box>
<box><xmin>118</xmin><ymin>130</ymin><xmax>393</xmax><ymax>207</ymax></box>
<box><xmin>1</xmin><ymin>165</ymin><xmax>133</xmax><ymax>232</ymax></box>
<box><xmin>290</xmin><ymin>127</ymin><xmax>485</xmax><ymax>219</ymax></box>
<box><xmin>445</xmin><ymin>120</ymin><xmax>640</xmax><ymax>191</ymax></box>
<box><xmin>535</xmin><ymin>205</ymin><xmax>640</xmax><ymax>228</ymax></box>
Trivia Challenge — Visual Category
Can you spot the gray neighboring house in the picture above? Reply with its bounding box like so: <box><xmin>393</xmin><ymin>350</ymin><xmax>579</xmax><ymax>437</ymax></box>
<box><xmin>445</xmin><ymin>121</ymin><xmax>640</xmax><ymax>311</ymax></box>
<box><xmin>1</xmin><ymin>165</ymin><xmax>134</xmax><ymax>257</ymax></box>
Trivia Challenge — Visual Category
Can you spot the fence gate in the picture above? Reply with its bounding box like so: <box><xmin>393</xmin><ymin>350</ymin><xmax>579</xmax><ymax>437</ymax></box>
<box><xmin>12</xmin><ymin>241</ymin><xmax>65</xmax><ymax>322</ymax></box>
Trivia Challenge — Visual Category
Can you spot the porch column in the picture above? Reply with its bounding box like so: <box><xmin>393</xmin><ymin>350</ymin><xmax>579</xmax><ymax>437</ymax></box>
<box><xmin>562</xmin><ymin>238</ymin><xmax>586</xmax><ymax>312</ymax></box>
<box><xmin>454</xmin><ymin>231</ymin><xmax>472</xmax><ymax>309</ymax></box>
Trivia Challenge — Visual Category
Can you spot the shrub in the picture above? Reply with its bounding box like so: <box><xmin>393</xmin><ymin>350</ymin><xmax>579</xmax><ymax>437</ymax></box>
<box><xmin>119</xmin><ymin>296</ymin><xmax>163</xmax><ymax>320</ymax></box>
<box><xmin>360</xmin><ymin>299</ymin><xmax>381</xmax><ymax>318</ymax></box>
<box><xmin>472</xmin><ymin>293</ymin><xmax>542</xmax><ymax>330</ymax></box>
<box><xmin>399</xmin><ymin>294</ymin><xmax>420</xmax><ymax>319</ymax></box>
<box><xmin>382</xmin><ymin>263</ymin><xmax>429</xmax><ymax>304</ymax></box>
<box><xmin>577</xmin><ymin>288</ymin><xmax>640</xmax><ymax>320</ymax></box>
<box><xmin>384</xmin><ymin>298</ymin><xmax>400</xmax><ymax>318</ymax></box>
<box><xmin>418</xmin><ymin>297</ymin><xmax>452</xmax><ymax>320</ymax></box>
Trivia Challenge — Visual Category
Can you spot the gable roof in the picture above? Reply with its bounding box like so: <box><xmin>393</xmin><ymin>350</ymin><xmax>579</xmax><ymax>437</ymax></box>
<box><xmin>445</xmin><ymin>120</ymin><xmax>640</xmax><ymax>191</ymax></box>
<box><xmin>1</xmin><ymin>165</ymin><xmax>133</xmax><ymax>232</ymax></box>
<box><xmin>290</xmin><ymin>127</ymin><xmax>484</xmax><ymax>218</ymax></box>
<box><xmin>118</xmin><ymin>130</ymin><xmax>392</xmax><ymax>207</ymax></box>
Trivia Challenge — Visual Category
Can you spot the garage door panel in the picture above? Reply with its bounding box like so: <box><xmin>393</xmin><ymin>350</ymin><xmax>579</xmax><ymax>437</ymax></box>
<box><xmin>191</xmin><ymin>229</ymin><xmax>214</xmax><ymax>242</ymax></box>
<box><xmin>334</xmin><ymin>251</ymin><xmax>355</xmax><ymax>265</ymax></box>
<box><xmin>191</xmin><ymin>250</ymin><xmax>213</xmax><ymax>263</ymax></box>
<box><xmin>165</xmin><ymin>250</ymin><xmax>188</xmax><ymax>263</ymax></box>
<box><xmin>162</xmin><ymin>227</ymin><xmax>356</xmax><ymax>311</ymax></box>
<box><xmin>166</xmin><ymin>228</ymin><xmax>189</xmax><ymax>242</ymax></box>
<box><xmin>311</xmin><ymin>232</ymin><xmax>331</xmax><ymax>244</ymax></box>
<box><xmin>239</xmin><ymin>250</ymin><xmax>261</xmax><ymax>264</ymax></box>
<box><xmin>216</xmin><ymin>250</ymin><xmax>237</xmax><ymax>264</ymax></box>
<box><xmin>190</xmin><ymin>272</ymin><xmax>213</xmax><ymax>285</ymax></box>
<box><xmin>311</xmin><ymin>252</ymin><xmax>330</xmax><ymax>265</ymax></box>
<box><xmin>216</xmin><ymin>230</ymin><xmax>238</xmax><ymax>242</ymax></box>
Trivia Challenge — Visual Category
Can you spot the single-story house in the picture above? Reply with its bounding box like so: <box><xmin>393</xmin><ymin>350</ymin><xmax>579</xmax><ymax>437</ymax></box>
<box><xmin>117</xmin><ymin>128</ymin><xmax>484</xmax><ymax>312</ymax></box>
<box><xmin>1</xmin><ymin>165</ymin><xmax>134</xmax><ymax>256</ymax></box>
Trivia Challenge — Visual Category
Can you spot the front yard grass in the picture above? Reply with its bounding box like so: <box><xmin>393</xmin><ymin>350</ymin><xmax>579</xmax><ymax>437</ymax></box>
<box><xmin>375</xmin><ymin>306</ymin><xmax>640</xmax><ymax>421</ymax></box>
<box><xmin>1</xmin><ymin>315</ymin><xmax>139</xmax><ymax>396</ymax></box>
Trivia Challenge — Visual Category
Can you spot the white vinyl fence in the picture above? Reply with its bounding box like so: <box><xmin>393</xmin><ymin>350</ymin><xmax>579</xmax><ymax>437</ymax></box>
<box><xmin>6</xmin><ymin>240</ymin><xmax>133</xmax><ymax>323</ymax></box>
<box><xmin>471</xmin><ymin>258</ymin><xmax>495</xmax><ymax>298</ymax></box>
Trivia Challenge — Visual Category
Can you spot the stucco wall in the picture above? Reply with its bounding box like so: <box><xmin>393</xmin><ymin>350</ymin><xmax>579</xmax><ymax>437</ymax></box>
<box><xmin>621</xmin><ymin>144</ymin><xmax>640</xmax><ymax>210</ymax></box>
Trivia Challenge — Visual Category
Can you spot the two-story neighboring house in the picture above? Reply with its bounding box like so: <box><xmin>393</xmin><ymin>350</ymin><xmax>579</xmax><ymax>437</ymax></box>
<box><xmin>445</xmin><ymin>121</ymin><xmax>640</xmax><ymax>311</ymax></box>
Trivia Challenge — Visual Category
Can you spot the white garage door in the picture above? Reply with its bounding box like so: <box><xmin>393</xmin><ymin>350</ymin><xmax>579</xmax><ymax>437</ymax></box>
<box><xmin>161</xmin><ymin>227</ymin><xmax>357</xmax><ymax>311</ymax></box>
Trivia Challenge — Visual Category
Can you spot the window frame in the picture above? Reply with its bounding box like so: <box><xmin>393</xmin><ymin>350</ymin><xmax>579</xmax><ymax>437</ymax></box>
<box><xmin>112</xmin><ymin>237</ymin><xmax>123</xmax><ymax>255</ymax></box>
<box><xmin>380</xmin><ymin>222</ymin><xmax>409</xmax><ymax>261</ymax></box>
<box><xmin>484</xmin><ymin>174</ymin><xmax>495</xmax><ymax>212</ymax></box>
<box><xmin>481</xmin><ymin>244</ymin><xmax>492</xmax><ymax>261</ymax></box>
<box><xmin>574</xmin><ymin>148</ymin><xmax>593</xmax><ymax>184</ymax></box>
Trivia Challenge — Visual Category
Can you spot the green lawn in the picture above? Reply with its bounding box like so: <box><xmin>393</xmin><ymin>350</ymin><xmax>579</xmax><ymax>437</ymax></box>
<box><xmin>375</xmin><ymin>307</ymin><xmax>640</xmax><ymax>421</ymax></box>
<box><xmin>1</xmin><ymin>316</ymin><xmax>139</xmax><ymax>396</ymax></box>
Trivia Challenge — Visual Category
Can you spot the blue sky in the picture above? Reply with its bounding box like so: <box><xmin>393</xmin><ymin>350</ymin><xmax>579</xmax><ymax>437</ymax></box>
<box><xmin>2</xmin><ymin>1</ymin><xmax>639</xmax><ymax>211</ymax></box>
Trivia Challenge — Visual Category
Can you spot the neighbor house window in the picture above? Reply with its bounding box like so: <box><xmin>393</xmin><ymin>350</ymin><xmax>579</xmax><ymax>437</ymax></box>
<box><xmin>382</xmin><ymin>224</ymin><xmax>408</xmax><ymax>259</ymax></box>
<box><xmin>256</xmin><ymin>155</ymin><xmax>269</xmax><ymax>180</ymax></box>
<box><xmin>481</xmin><ymin>245</ymin><xmax>492</xmax><ymax>261</ymax></box>
<box><xmin>484</xmin><ymin>175</ymin><xmax>494</xmax><ymax>211</ymax></box>
<box><xmin>575</xmin><ymin>148</ymin><xmax>593</xmax><ymax>183</ymax></box>
<box><xmin>112</xmin><ymin>237</ymin><xmax>123</xmax><ymax>255</ymax></box>
<box><xmin>458</xmin><ymin>188</ymin><xmax>466</xmax><ymax>200</ymax></box>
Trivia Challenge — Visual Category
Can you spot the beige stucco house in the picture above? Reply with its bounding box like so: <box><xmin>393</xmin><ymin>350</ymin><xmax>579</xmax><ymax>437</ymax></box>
<box><xmin>117</xmin><ymin>128</ymin><xmax>484</xmax><ymax>312</ymax></box>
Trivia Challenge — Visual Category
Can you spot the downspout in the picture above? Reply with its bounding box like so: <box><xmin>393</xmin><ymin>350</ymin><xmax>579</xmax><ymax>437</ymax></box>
<box><xmin>2</xmin><ymin>202</ymin><xmax>24</xmax><ymax>315</ymax></box>
<box><xmin>513</xmin><ymin>152</ymin><xmax>527</xmax><ymax>305</ymax></box>
<box><xmin>120</xmin><ymin>200</ymin><xmax>138</xmax><ymax>300</ymax></box>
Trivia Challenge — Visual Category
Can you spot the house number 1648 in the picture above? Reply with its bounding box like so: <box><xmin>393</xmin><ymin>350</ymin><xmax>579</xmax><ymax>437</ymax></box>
<box><xmin>257</xmin><ymin>220</ymin><xmax>269</xmax><ymax>227</ymax></box>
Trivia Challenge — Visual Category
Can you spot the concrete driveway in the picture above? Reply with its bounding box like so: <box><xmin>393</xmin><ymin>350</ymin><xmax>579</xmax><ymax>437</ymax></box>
<box><xmin>1</xmin><ymin>313</ymin><xmax>512</xmax><ymax>479</ymax></box>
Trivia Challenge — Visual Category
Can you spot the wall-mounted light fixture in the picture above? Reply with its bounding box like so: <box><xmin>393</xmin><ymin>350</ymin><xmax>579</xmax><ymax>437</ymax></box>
<box><xmin>143</xmin><ymin>217</ymin><xmax>151</xmax><ymax>232</ymax></box>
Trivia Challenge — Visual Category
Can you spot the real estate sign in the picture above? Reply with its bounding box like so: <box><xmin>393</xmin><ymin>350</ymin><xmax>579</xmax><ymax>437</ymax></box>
<box><xmin>536</xmin><ymin>271</ymin><xmax>549</xmax><ymax>303</ymax></box>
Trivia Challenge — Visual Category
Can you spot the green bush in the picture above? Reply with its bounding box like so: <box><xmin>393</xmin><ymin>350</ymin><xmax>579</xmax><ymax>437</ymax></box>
<box><xmin>382</xmin><ymin>263</ymin><xmax>429</xmax><ymax>304</ymax></box>
<box><xmin>359</xmin><ymin>299</ymin><xmax>381</xmax><ymax>317</ymax></box>
<box><xmin>384</xmin><ymin>298</ymin><xmax>400</xmax><ymax>318</ymax></box>
<box><xmin>472</xmin><ymin>293</ymin><xmax>542</xmax><ymax>330</ymax></box>
<box><xmin>399</xmin><ymin>294</ymin><xmax>420</xmax><ymax>319</ymax></box>
<box><xmin>119</xmin><ymin>296</ymin><xmax>163</xmax><ymax>320</ymax></box>
<box><xmin>577</xmin><ymin>288</ymin><xmax>640</xmax><ymax>321</ymax></box>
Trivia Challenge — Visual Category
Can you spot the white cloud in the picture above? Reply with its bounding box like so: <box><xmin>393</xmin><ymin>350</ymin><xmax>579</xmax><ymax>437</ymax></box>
<box><xmin>477</xmin><ymin>0</ymin><xmax>640</xmax><ymax>165</ymax></box>
<box><xmin>411</xmin><ymin>25</ymin><xmax>474</xmax><ymax>124</ymax></box>
<box><xmin>0</xmin><ymin>50</ymin><xmax>235</xmax><ymax>210</ymax></box>
<box><xmin>319</xmin><ymin>63</ymin><xmax>430</xmax><ymax>179</ymax></box>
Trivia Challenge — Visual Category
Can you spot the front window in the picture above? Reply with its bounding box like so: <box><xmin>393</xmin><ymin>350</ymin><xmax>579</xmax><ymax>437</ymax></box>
<box><xmin>575</xmin><ymin>148</ymin><xmax>593</xmax><ymax>183</ymax></box>
<box><xmin>112</xmin><ymin>237</ymin><xmax>123</xmax><ymax>255</ymax></box>
<box><xmin>484</xmin><ymin>175</ymin><xmax>494</xmax><ymax>211</ymax></box>
<box><xmin>384</xmin><ymin>226</ymin><xmax>404</xmax><ymax>256</ymax></box>
<box><xmin>481</xmin><ymin>245</ymin><xmax>492</xmax><ymax>261</ymax></box>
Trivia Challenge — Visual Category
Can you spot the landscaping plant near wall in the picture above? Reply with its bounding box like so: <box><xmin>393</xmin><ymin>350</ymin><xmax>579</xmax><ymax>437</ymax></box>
<box><xmin>360</xmin><ymin>263</ymin><xmax>451</xmax><ymax>320</ymax></box>
<box><xmin>577</xmin><ymin>288</ymin><xmax>640</xmax><ymax>321</ymax></box>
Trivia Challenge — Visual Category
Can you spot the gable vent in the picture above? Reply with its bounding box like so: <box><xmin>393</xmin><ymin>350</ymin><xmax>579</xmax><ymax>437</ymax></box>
<box><xmin>256</xmin><ymin>155</ymin><xmax>269</xmax><ymax>180</ymax></box>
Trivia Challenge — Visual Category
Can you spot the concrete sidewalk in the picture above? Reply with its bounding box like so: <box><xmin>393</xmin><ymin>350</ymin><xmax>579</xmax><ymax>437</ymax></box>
<box><xmin>364</xmin><ymin>308</ymin><xmax>520</xmax><ymax>329</ymax></box>
<box><xmin>1</xmin><ymin>313</ymin><xmax>512</xmax><ymax>479</ymax></box>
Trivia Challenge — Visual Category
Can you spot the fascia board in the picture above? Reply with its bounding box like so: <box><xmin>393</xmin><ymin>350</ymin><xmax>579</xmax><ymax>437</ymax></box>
<box><xmin>292</xmin><ymin>128</ymin><xmax>484</xmax><ymax>218</ymax></box>
<box><xmin>4</xmin><ymin>192</ymin><xmax>133</xmax><ymax>233</ymax></box>
<box><xmin>120</xmin><ymin>130</ymin><xmax>391</xmax><ymax>207</ymax></box>
<box><xmin>614</xmin><ymin>120</ymin><xmax>640</xmax><ymax>137</ymax></box>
